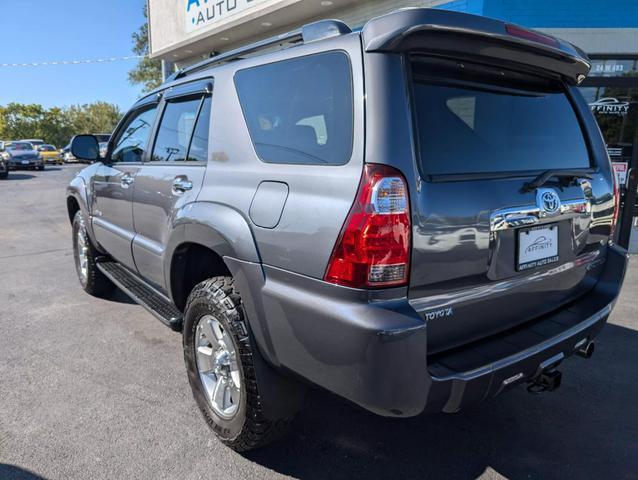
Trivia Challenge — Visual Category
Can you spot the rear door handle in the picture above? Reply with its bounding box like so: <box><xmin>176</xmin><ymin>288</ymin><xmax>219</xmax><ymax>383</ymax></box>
<box><xmin>172</xmin><ymin>177</ymin><xmax>193</xmax><ymax>195</ymax></box>
<box><xmin>120</xmin><ymin>173</ymin><xmax>134</xmax><ymax>189</ymax></box>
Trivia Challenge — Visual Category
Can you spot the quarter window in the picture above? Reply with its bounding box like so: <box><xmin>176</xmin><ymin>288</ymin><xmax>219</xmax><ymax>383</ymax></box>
<box><xmin>111</xmin><ymin>106</ymin><xmax>157</xmax><ymax>163</ymax></box>
<box><xmin>235</xmin><ymin>51</ymin><xmax>353</xmax><ymax>165</ymax></box>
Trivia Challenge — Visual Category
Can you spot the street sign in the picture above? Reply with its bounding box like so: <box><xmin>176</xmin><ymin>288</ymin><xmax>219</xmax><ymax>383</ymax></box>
<box><xmin>612</xmin><ymin>161</ymin><xmax>629</xmax><ymax>187</ymax></box>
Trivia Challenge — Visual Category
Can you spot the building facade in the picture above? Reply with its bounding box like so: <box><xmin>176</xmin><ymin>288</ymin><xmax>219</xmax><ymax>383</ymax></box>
<box><xmin>148</xmin><ymin>0</ymin><xmax>638</xmax><ymax>68</ymax></box>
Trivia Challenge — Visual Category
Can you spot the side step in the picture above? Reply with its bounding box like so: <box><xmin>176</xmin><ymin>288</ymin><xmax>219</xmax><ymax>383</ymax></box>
<box><xmin>97</xmin><ymin>260</ymin><xmax>183</xmax><ymax>331</ymax></box>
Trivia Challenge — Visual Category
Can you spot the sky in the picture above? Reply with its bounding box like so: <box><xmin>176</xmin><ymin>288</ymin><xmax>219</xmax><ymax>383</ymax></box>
<box><xmin>0</xmin><ymin>0</ymin><xmax>148</xmax><ymax>110</ymax></box>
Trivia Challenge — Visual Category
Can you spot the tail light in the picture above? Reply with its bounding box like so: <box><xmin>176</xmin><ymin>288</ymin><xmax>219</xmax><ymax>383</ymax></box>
<box><xmin>324</xmin><ymin>164</ymin><xmax>411</xmax><ymax>289</ymax></box>
<box><xmin>611</xmin><ymin>170</ymin><xmax>621</xmax><ymax>239</ymax></box>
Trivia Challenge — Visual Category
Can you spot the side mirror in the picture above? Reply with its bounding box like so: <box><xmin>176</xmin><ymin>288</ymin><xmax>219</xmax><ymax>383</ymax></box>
<box><xmin>71</xmin><ymin>135</ymin><xmax>100</xmax><ymax>163</ymax></box>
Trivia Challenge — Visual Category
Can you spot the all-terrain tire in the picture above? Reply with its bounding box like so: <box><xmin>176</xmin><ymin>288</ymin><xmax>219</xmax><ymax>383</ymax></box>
<box><xmin>183</xmin><ymin>277</ymin><xmax>293</xmax><ymax>452</ymax></box>
<box><xmin>72</xmin><ymin>210</ymin><xmax>114</xmax><ymax>297</ymax></box>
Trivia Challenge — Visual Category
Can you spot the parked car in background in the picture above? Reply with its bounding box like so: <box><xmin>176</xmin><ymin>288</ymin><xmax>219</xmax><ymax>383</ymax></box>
<box><xmin>38</xmin><ymin>144</ymin><xmax>63</xmax><ymax>164</ymax></box>
<box><xmin>0</xmin><ymin>154</ymin><xmax>8</xmax><ymax>179</ymax></box>
<box><xmin>67</xmin><ymin>9</ymin><xmax>627</xmax><ymax>451</ymax></box>
<box><xmin>20</xmin><ymin>139</ymin><xmax>46</xmax><ymax>150</ymax></box>
<box><xmin>61</xmin><ymin>144</ymin><xmax>76</xmax><ymax>163</ymax></box>
<box><xmin>94</xmin><ymin>134</ymin><xmax>111</xmax><ymax>143</ymax></box>
<box><xmin>4</xmin><ymin>142</ymin><xmax>44</xmax><ymax>170</ymax></box>
<box><xmin>98</xmin><ymin>142</ymin><xmax>108</xmax><ymax>158</ymax></box>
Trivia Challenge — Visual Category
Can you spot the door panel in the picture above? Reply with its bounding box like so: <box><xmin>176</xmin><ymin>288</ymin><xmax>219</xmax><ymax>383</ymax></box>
<box><xmin>132</xmin><ymin>165</ymin><xmax>206</xmax><ymax>287</ymax></box>
<box><xmin>132</xmin><ymin>94</ymin><xmax>211</xmax><ymax>290</ymax></box>
<box><xmin>92</xmin><ymin>105</ymin><xmax>159</xmax><ymax>270</ymax></box>
<box><xmin>92</xmin><ymin>164</ymin><xmax>140</xmax><ymax>269</ymax></box>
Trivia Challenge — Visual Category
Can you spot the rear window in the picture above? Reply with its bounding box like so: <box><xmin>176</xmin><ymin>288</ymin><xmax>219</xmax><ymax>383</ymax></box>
<box><xmin>235</xmin><ymin>51</ymin><xmax>353</xmax><ymax>165</ymax></box>
<box><xmin>412</xmin><ymin>61</ymin><xmax>590</xmax><ymax>176</ymax></box>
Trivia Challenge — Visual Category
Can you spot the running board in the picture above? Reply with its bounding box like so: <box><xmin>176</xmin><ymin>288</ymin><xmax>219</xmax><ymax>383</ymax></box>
<box><xmin>97</xmin><ymin>260</ymin><xmax>183</xmax><ymax>331</ymax></box>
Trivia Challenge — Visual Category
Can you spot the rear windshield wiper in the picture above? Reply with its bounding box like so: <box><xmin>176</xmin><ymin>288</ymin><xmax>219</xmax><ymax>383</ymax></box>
<box><xmin>523</xmin><ymin>170</ymin><xmax>593</xmax><ymax>192</ymax></box>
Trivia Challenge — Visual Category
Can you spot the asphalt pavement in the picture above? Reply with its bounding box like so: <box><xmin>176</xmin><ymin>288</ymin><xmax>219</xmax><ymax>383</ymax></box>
<box><xmin>1</xmin><ymin>165</ymin><xmax>637</xmax><ymax>480</ymax></box>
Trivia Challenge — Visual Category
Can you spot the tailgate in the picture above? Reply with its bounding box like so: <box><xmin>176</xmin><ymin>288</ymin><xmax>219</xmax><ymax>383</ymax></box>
<box><xmin>359</xmin><ymin>8</ymin><xmax>615</xmax><ymax>355</ymax></box>
<box><xmin>406</xmin><ymin>58</ymin><xmax>615</xmax><ymax>355</ymax></box>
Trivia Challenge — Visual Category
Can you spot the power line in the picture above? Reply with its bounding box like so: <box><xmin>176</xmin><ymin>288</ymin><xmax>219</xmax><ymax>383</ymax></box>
<box><xmin>0</xmin><ymin>55</ymin><xmax>145</xmax><ymax>68</ymax></box>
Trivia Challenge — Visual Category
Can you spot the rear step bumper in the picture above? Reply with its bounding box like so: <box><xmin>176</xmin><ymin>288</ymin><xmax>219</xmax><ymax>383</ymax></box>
<box><xmin>423</xmin><ymin>244</ymin><xmax>627</xmax><ymax>413</ymax></box>
<box><xmin>237</xmin><ymin>245</ymin><xmax>627</xmax><ymax>418</ymax></box>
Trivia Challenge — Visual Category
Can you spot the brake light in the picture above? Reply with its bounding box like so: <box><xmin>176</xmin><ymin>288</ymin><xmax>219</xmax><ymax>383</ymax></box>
<box><xmin>324</xmin><ymin>164</ymin><xmax>411</xmax><ymax>289</ymax></box>
<box><xmin>505</xmin><ymin>24</ymin><xmax>560</xmax><ymax>48</ymax></box>
<box><xmin>611</xmin><ymin>170</ymin><xmax>620</xmax><ymax>238</ymax></box>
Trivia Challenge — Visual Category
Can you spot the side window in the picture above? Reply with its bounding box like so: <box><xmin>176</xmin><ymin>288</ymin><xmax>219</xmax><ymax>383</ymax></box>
<box><xmin>111</xmin><ymin>106</ymin><xmax>158</xmax><ymax>163</ymax></box>
<box><xmin>151</xmin><ymin>97</ymin><xmax>201</xmax><ymax>162</ymax></box>
<box><xmin>234</xmin><ymin>51</ymin><xmax>353</xmax><ymax>165</ymax></box>
<box><xmin>187</xmin><ymin>96</ymin><xmax>211</xmax><ymax>162</ymax></box>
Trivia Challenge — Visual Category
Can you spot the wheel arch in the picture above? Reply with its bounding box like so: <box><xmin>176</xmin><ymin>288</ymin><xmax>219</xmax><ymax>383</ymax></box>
<box><xmin>66</xmin><ymin>175</ymin><xmax>89</xmax><ymax>224</ymax></box>
<box><xmin>164</xmin><ymin>202</ymin><xmax>262</xmax><ymax>311</ymax></box>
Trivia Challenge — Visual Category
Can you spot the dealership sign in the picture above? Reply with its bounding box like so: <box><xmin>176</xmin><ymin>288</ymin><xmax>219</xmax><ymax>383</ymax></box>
<box><xmin>589</xmin><ymin>98</ymin><xmax>630</xmax><ymax>116</ymax></box>
<box><xmin>186</xmin><ymin>0</ymin><xmax>264</xmax><ymax>33</ymax></box>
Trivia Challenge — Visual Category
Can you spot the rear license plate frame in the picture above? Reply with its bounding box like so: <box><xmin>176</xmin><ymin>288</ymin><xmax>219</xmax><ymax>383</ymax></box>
<box><xmin>517</xmin><ymin>224</ymin><xmax>559</xmax><ymax>271</ymax></box>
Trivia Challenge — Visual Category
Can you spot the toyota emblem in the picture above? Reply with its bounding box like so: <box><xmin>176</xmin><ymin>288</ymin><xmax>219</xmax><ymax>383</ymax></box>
<box><xmin>537</xmin><ymin>189</ymin><xmax>561</xmax><ymax>214</ymax></box>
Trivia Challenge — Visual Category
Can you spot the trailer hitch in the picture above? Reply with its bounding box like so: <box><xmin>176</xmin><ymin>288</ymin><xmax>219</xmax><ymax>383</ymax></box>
<box><xmin>527</xmin><ymin>369</ymin><xmax>562</xmax><ymax>393</ymax></box>
<box><xmin>527</xmin><ymin>352</ymin><xmax>564</xmax><ymax>394</ymax></box>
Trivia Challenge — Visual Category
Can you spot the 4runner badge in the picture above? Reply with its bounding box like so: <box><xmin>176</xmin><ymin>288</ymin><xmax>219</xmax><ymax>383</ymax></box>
<box><xmin>423</xmin><ymin>307</ymin><xmax>454</xmax><ymax>321</ymax></box>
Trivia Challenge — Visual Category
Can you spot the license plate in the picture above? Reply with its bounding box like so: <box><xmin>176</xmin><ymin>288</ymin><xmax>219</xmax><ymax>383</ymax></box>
<box><xmin>21</xmin><ymin>160</ymin><xmax>29</xmax><ymax>165</ymax></box>
<box><xmin>517</xmin><ymin>224</ymin><xmax>559</xmax><ymax>271</ymax></box>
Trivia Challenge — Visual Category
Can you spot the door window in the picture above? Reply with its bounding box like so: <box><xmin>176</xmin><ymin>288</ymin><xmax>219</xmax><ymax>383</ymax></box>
<box><xmin>187</xmin><ymin>96</ymin><xmax>211</xmax><ymax>163</ymax></box>
<box><xmin>151</xmin><ymin>97</ymin><xmax>203</xmax><ymax>162</ymax></box>
<box><xmin>111</xmin><ymin>106</ymin><xmax>158</xmax><ymax>163</ymax></box>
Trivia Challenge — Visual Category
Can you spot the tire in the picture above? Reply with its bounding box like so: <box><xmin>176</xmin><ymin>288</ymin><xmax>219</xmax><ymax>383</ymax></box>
<box><xmin>37</xmin><ymin>165</ymin><xmax>44</xmax><ymax>171</ymax></box>
<box><xmin>0</xmin><ymin>171</ymin><xmax>7</xmax><ymax>180</ymax></box>
<box><xmin>183</xmin><ymin>277</ymin><xmax>293</xmax><ymax>452</ymax></box>
<box><xmin>72</xmin><ymin>211</ymin><xmax>114</xmax><ymax>297</ymax></box>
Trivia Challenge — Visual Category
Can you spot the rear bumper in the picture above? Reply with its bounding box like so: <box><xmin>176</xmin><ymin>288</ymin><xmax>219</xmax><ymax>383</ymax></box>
<box><xmin>230</xmin><ymin>244</ymin><xmax>628</xmax><ymax>418</ymax></box>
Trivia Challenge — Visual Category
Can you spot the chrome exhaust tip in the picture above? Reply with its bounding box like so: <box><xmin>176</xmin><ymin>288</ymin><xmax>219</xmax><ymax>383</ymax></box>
<box><xmin>575</xmin><ymin>340</ymin><xmax>595</xmax><ymax>359</ymax></box>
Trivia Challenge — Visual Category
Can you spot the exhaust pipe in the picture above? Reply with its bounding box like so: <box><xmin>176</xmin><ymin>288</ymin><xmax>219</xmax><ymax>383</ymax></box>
<box><xmin>576</xmin><ymin>340</ymin><xmax>595</xmax><ymax>359</ymax></box>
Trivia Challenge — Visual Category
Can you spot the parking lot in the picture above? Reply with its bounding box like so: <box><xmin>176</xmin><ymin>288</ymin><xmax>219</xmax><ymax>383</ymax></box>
<box><xmin>0</xmin><ymin>165</ymin><xmax>637</xmax><ymax>480</ymax></box>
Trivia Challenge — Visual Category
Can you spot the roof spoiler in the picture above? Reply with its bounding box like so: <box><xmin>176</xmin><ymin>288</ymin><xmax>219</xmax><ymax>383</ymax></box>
<box><xmin>362</xmin><ymin>9</ymin><xmax>590</xmax><ymax>85</ymax></box>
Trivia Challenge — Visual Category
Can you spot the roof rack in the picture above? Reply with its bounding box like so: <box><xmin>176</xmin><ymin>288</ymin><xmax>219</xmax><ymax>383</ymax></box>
<box><xmin>165</xmin><ymin>19</ymin><xmax>352</xmax><ymax>83</ymax></box>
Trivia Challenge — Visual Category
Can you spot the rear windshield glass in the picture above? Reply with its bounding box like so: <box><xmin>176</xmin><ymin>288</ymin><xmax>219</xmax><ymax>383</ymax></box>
<box><xmin>235</xmin><ymin>51</ymin><xmax>353</xmax><ymax>166</ymax></box>
<box><xmin>412</xmin><ymin>62</ymin><xmax>590</xmax><ymax>175</ymax></box>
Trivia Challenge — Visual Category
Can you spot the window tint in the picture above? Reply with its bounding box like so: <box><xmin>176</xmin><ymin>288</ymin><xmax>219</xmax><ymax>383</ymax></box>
<box><xmin>111</xmin><ymin>107</ymin><xmax>157</xmax><ymax>163</ymax></box>
<box><xmin>152</xmin><ymin>98</ymin><xmax>201</xmax><ymax>162</ymax></box>
<box><xmin>187</xmin><ymin>96</ymin><xmax>211</xmax><ymax>162</ymax></box>
<box><xmin>235</xmin><ymin>52</ymin><xmax>353</xmax><ymax>165</ymax></box>
<box><xmin>412</xmin><ymin>79</ymin><xmax>590</xmax><ymax>175</ymax></box>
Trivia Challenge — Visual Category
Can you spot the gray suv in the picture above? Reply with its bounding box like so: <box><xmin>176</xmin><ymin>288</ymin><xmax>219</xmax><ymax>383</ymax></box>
<box><xmin>67</xmin><ymin>9</ymin><xmax>628</xmax><ymax>451</ymax></box>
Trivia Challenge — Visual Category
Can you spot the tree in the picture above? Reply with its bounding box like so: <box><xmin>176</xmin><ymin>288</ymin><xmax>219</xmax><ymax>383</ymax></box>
<box><xmin>128</xmin><ymin>5</ymin><xmax>162</xmax><ymax>93</ymax></box>
<box><xmin>0</xmin><ymin>103</ymin><xmax>49</xmax><ymax>142</ymax></box>
<box><xmin>0</xmin><ymin>102</ymin><xmax>122</xmax><ymax>147</ymax></box>
<box><xmin>67</xmin><ymin>102</ymin><xmax>122</xmax><ymax>136</ymax></box>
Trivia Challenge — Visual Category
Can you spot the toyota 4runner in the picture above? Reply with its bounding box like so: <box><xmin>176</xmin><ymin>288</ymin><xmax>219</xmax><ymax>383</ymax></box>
<box><xmin>67</xmin><ymin>9</ymin><xmax>628</xmax><ymax>451</ymax></box>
